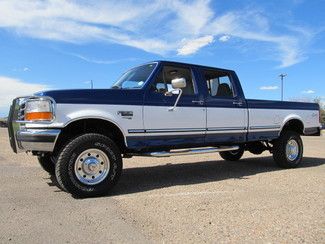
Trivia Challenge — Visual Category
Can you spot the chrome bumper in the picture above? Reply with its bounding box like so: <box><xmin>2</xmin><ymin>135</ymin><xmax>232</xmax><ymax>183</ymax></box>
<box><xmin>8</xmin><ymin>98</ymin><xmax>60</xmax><ymax>153</ymax></box>
<box><xmin>15</xmin><ymin>129</ymin><xmax>61</xmax><ymax>152</ymax></box>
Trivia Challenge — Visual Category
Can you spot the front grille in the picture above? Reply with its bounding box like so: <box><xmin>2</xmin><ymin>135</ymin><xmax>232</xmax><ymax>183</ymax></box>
<box><xmin>17</xmin><ymin>101</ymin><xmax>26</xmax><ymax>120</ymax></box>
<box><xmin>17</xmin><ymin>99</ymin><xmax>27</xmax><ymax>120</ymax></box>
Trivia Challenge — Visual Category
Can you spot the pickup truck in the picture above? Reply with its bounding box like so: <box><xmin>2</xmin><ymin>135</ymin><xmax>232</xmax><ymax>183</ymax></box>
<box><xmin>8</xmin><ymin>61</ymin><xmax>321</xmax><ymax>197</ymax></box>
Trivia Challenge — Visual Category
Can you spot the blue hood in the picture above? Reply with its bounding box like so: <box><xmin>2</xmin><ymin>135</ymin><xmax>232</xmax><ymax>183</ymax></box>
<box><xmin>35</xmin><ymin>89</ymin><xmax>144</xmax><ymax>105</ymax></box>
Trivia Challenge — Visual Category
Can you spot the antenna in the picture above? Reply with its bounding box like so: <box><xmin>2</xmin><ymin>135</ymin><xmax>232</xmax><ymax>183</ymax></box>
<box><xmin>279</xmin><ymin>74</ymin><xmax>287</xmax><ymax>101</ymax></box>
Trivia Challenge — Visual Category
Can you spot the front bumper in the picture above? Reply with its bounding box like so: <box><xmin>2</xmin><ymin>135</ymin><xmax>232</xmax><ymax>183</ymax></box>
<box><xmin>8</xmin><ymin>98</ymin><xmax>60</xmax><ymax>153</ymax></box>
<box><xmin>15</xmin><ymin>129</ymin><xmax>61</xmax><ymax>152</ymax></box>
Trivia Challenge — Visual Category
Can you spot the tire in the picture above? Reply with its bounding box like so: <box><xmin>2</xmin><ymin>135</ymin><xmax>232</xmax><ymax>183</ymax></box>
<box><xmin>219</xmin><ymin>147</ymin><xmax>244</xmax><ymax>161</ymax></box>
<box><xmin>55</xmin><ymin>133</ymin><xmax>123</xmax><ymax>197</ymax></box>
<box><xmin>37</xmin><ymin>153</ymin><xmax>55</xmax><ymax>175</ymax></box>
<box><xmin>273</xmin><ymin>130</ymin><xmax>303</xmax><ymax>168</ymax></box>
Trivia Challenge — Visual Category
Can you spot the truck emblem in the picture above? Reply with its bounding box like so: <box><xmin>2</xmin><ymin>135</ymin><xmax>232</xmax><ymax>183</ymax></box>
<box><xmin>117</xmin><ymin>111</ymin><xmax>133</xmax><ymax>119</ymax></box>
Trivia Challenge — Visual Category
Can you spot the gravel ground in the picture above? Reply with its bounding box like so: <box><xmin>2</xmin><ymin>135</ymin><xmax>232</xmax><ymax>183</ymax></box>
<box><xmin>0</xmin><ymin>128</ymin><xmax>324</xmax><ymax>243</ymax></box>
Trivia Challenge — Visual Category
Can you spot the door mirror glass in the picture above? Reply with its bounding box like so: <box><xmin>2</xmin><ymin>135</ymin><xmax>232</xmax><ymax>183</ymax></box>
<box><xmin>171</xmin><ymin>77</ymin><xmax>186</xmax><ymax>89</ymax></box>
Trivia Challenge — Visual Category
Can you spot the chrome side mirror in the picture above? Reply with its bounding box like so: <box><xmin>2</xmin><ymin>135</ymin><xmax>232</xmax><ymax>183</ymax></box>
<box><xmin>169</xmin><ymin>77</ymin><xmax>186</xmax><ymax>111</ymax></box>
<box><xmin>171</xmin><ymin>77</ymin><xmax>186</xmax><ymax>89</ymax></box>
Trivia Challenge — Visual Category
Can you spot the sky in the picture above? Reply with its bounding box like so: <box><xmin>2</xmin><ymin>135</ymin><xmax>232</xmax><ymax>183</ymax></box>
<box><xmin>0</xmin><ymin>0</ymin><xmax>324</xmax><ymax>116</ymax></box>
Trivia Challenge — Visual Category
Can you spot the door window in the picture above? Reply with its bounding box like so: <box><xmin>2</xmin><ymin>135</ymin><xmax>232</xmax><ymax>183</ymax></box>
<box><xmin>203</xmin><ymin>69</ymin><xmax>234</xmax><ymax>98</ymax></box>
<box><xmin>151</xmin><ymin>66</ymin><xmax>196</xmax><ymax>95</ymax></box>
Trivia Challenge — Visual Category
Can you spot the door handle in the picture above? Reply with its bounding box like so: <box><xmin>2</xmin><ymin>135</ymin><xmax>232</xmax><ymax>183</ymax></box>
<box><xmin>233</xmin><ymin>101</ymin><xmax>243</xmax><ymax>106</ymax></box>
<box><xmin>192</xmin><ymin>100</ymin><xmax>204</xmax><ymax>105</ymax></box>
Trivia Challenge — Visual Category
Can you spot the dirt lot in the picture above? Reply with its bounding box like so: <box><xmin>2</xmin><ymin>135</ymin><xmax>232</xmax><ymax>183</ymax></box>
<box><xmin>0</xmin><ymin>128</ymin><xmax>324</xmax><ymax>243</ymax></box>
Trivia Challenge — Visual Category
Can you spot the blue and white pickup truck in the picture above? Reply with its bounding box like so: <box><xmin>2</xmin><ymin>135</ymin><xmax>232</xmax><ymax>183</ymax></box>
<box><xmin>8</xmin><ymin>61</ymin><xmax>321</xmax><ymax>197</ymax></box>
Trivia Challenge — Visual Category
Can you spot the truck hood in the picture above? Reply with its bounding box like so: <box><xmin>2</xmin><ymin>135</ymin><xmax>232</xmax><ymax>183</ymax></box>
<box><xmin>35</xmin><ymin>89</ymin><xmax>144</xmax><ymax>105</ymax></box>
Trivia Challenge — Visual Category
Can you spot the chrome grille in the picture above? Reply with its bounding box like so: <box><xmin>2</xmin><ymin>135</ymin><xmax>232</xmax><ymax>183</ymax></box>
<box><xmin>17</xmin><ymin>98</ymin><xmax>27</xmax><ymax>121</ymax></box>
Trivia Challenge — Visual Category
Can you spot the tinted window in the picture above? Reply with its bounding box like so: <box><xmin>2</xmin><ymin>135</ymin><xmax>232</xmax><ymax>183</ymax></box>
<box><xmin>152</xmin><ymin>66</ymin><xmax>195</xmax><ymax>95</ymax></box>
<box><xmin>203</xmin><ymin>69</ymin><xmax>234</xmax><ymax>97</ymax></box>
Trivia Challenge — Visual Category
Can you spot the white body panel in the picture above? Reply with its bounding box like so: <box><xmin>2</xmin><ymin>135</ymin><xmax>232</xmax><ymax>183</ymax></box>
<box><xmin>248</xmin><ymin>108</ymin><xmax>320</xmax><ymax>134</ymax></box>
<box><xmin>143</xmin><ymin>106</ymin><xmax>206</xmax><ymax>136</ymax></box>
<box><xmin>206</xmin><ymin>107</ymin><xmax>248</xmax><ymax>134</ymax></box>
<box><xmin>25</xmin><ymin>104</ymin><xmax>143</xmax><ymax>137</ymax></box>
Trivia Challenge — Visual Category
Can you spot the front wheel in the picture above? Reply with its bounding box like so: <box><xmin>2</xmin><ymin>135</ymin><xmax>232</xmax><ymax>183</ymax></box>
<box><xmin>219</xmin><ymin>147</ymin><xmax>244</xmax><ymax>161</ymax></box>
<box><xmin>55</xmin><ymin>133</ymin><xmax>123</xmax><ymax>197</ymax></box>
<box><xmin>273</xmin><ymin>131</ymin><xmax>303</xmax><ymax>168</ymax></box>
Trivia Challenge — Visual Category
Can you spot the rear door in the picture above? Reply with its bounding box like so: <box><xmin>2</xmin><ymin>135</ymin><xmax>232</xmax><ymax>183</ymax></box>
<box><xmin>199</xmin><ymin>68</ymin><xmax>248</xmax><ymax>144</ymax></box>
<box><xmin>142</xmin><ymin>64</ymin><xmax>206</xmax><ymax>149</ymax></box>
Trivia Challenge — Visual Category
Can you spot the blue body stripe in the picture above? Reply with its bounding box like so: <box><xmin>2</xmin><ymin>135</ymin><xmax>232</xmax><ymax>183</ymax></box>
<box><xmin>247</xmin><ymin>99</ymin><xmax>318</xmax><ymax>111</ymax></box>
<box><xmin>36</xmin><ymin>89</ymin><xmax>318</xmax><ymax>111</ymax></box>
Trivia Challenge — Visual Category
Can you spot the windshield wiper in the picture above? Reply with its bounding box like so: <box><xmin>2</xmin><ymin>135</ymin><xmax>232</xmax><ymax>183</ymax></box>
<box><xmin>111</xmin><ymin>85</ymin><xmax>121</xmax><ymax>89</ymax></box>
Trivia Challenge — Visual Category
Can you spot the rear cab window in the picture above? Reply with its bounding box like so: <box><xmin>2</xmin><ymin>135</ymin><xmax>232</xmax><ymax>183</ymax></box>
<box><xmin>202</xmin><ymin>69</ymin><xmax>235</xmax><ymax>98</ymax></box>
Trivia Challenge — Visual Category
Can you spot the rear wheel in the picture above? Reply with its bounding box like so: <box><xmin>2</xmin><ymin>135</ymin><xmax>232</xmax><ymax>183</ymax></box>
<box><xmin>219</xmin><ymin>147</ymin><xmax>244</xmax><ymax>161</ymax></box>
<box><xmin>37</xmin><ymin>153</ymin><xmax>55</xmax><ymax>175</ymax></box>
<box><xmin>273</xmin><ymin>130</ymin><xmax>303</xmax><ymax>168</ymax></box>
<box><xmin>55</xmin><ymin>133</ymin><xmax>122</xmax><ymax>197</ymax></box>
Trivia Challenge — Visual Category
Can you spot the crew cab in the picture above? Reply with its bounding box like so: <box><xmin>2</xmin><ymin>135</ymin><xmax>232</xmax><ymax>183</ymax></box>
<box><xmin>7</xmin><ymin>61</ymin><xmax>321</xmax><ymax>197</ymax></box>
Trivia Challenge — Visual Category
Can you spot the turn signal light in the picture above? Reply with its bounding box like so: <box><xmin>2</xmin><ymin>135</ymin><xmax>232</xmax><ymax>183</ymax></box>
<box><xmin>25</xmin><ymin>112</ymin><xmax>53</xmax><ymax>121</ymax></box>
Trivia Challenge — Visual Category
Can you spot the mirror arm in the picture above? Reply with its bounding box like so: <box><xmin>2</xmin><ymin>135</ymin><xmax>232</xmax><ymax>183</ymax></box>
<box><xmin>168</xmin><ymin>89</ymin><xmax>182</xmax><ymax>111</ymax></box>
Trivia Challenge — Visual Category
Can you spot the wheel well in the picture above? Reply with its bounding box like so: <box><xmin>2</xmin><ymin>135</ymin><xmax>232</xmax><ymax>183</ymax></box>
<box><xmin>281</xmin><ymin>119</ymin><xmax>304</xmax><ymax>135</ymax></box>
<box><xmin>54</xmin><ymin>119</ymin><xmax>126</xmax><ymax>154</ymax></box>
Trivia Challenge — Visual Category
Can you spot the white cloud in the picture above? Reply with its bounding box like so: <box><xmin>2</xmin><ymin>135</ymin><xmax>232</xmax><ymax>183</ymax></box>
<box><xmin>219</xmin><ymin>35</ymin><xmax>230</xmax><ymax>42</ymax></box>
<box><xmin>177</xmin><ymin>35</ymin><xmax>214</xmax><ymax>55</ymax></box>
<box><xmin>0</xmin><ymin>0</ymin><xmax>315</xmax><ymax>66</ymax></box>
<box><xmin>260</xmin><ymin>86</ymin><xmax>279</xmax><ymax>90</ymax></box>
<box><xmin>0</xmin><ymin>76</ymin><xmax>49</xmax><ymax>115</ymax></box>
<box><xmin>302</xmin><ymin>89</ymin><xmax>315</xmax><ymax>94</ymax></box>
<box><xmin>12</xmin><ymin>67</ymin><xmax>31</xmax><ymax>72</ymax></box>
<box><xmin>61</xmin><ymin>51</ymin><xmax>140</xmax><ymax>65</ymax></box>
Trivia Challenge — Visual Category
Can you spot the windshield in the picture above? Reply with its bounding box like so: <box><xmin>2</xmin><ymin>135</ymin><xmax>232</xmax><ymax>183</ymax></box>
<box><xmin>111</xmin><ymin>63</ymin><xmax>157</xmax><ymax>89</ymax></box>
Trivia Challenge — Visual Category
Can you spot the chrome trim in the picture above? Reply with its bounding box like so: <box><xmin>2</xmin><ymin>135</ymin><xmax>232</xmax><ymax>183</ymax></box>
<box><xmin>286</xmin><ymin>139</ymin><xmax>299</xmax><ymax>161</ymax></box>
<box><xmin>128</xmin><ymin>127</ymin><xmax>247</xmax><ymax>134</ymax></box>
<box><xmin>146</xmin><ymin>128</ymin><xmax>205</xmax><ymax>133</ymax></box>
<box><xmin>168</xmin><ymin>88</ymin><xmax>183</xmax><ymax>111</ymax></box>
<box><xmin>16</xmin><ymin>129</ymin><xmax>61</xmax><ymax>152</ymax></box>
<box><xmin>249</xmin><ymin>125</ymin><xmax>281</xmax><ymax>132</ymax></box>
<box><xmin>250</xmin><ymin>125</ymin><xmax>281</xmax><ymax>129</ymax></box>
<box><xmin>207</xmin><ymin>127</ymin><xmax>247</xmax><ymax>131</ymax></box>
<box><xmin>128</xmin><ymin>129</ymin><xmax>146</xmax><ymax>133</ymax></box>
<box><xmin>74</xmin><ymin>148</ymin><xmax>110</xmax><ymax>185</ymax></box>
<box><xmin>130</xmin><ymin>146</ymin><xmax>240</xmax><ymax>157</ymax></box>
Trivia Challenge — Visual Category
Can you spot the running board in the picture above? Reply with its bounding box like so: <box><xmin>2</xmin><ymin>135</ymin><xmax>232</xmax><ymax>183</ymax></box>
<box><xmin>131</xmin><ymin>146</ymin><xmax>239</xmax><ymax>157</ymax></box>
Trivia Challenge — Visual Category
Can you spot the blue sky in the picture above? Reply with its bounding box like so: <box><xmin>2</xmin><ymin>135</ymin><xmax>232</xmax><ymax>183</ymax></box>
<box><xmin>0</xmin><ymin>0</ymin><xmax>324</xmax><ymax>116</ymax></box>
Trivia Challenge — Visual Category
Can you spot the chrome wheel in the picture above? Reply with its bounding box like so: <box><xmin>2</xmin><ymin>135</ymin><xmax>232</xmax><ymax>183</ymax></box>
<box><xmin>74</xmin><ymin>148</ymin><xmax>110</xmax><ymax>185</ymax></box>
<box><xmin>285</xmin><ymin>139</ymin><xmax>299</xmax><ymax>161</ymax></box>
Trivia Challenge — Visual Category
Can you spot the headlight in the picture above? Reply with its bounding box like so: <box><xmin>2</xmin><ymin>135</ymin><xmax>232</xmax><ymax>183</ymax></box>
<box><xmin>24</xmin><ymin>98</ymin><xmax>54</xmax><ymax>121</ymax></box>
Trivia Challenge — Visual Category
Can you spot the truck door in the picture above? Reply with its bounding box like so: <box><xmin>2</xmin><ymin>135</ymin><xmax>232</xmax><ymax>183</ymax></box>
<box><xmin>199</xmin><ymin>68</ymin><xmax>248</xmax><ymax>144</ymax></box>
<box><xmin>142</xmin><ymin>64</ymin><xmax>206</xmax><ymax>149</ymax></box>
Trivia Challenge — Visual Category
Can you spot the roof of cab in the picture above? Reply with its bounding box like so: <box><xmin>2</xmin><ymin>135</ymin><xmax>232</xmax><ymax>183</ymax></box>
<box><xmin>153</xmin><ymin>60</ymin><xmax>235</xmax><ymax>73</ymax></box>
